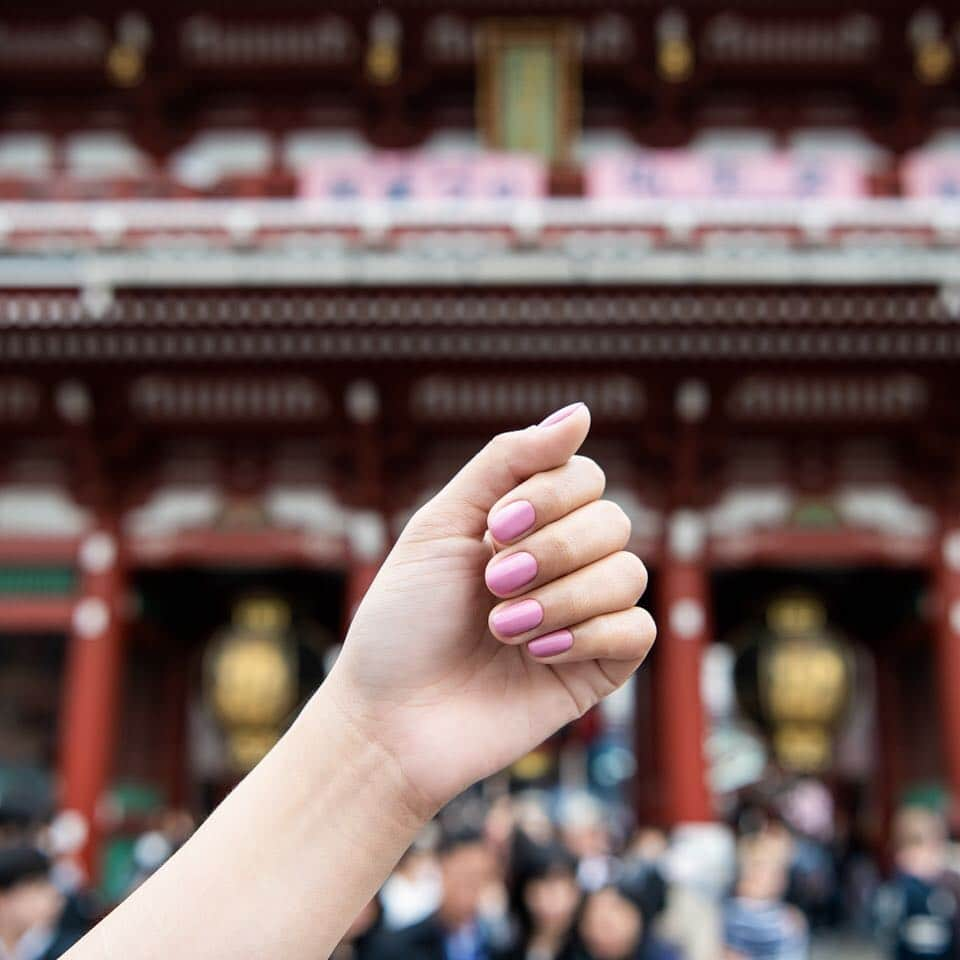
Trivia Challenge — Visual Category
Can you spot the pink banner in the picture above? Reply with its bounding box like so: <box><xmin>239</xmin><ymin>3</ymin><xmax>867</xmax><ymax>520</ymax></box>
<box><xmin>299</xmin><ymin>152</ymin><xmax>546</xmax><ymax>201</ymax></box>
<box><xmin>585</xmin><ymin>151</ymin><xmax>869</xmax><ymax>200</ymax></box>
<box><xmin>901</xmin><ymin>152</ymin><xmax>960</xmax><ymax>198</ymax></box>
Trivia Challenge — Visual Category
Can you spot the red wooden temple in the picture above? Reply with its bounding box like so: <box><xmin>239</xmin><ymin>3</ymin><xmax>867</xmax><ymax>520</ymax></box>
<box><xmin>1</xmin><ymin>0</ymin><xmax>960</xmax><ymax>880</ymax></box>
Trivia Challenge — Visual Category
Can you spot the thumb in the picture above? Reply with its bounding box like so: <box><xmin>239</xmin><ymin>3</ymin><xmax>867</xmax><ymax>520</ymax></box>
<box><xmin>427</xmin><ymin>402</ymin><xmax>591</xmax><ymax>538</ymax></box>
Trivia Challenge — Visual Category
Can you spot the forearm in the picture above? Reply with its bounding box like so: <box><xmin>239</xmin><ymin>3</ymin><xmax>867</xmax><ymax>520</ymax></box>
<box><xmin>65</xmin><ymin>686</ymin><xmax>425</xmax><ymax>960</ymax></box>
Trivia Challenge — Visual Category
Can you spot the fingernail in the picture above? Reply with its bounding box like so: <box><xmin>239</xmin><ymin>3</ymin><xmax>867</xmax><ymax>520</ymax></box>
<box><xmin>486</xmin><ymin>552</ymin><xmax>538</xmax><ymax>595</ymax></box>
<box><xmin>538</xmin><ymin>402</ymin><xmax>585</xmax><ymax>428</ymax></box>
<box><xmin>489</xmin><ymin>500</ymin><xmax>536</xmax><ymax>542</ymax></box>
<box><xmin>491</xmin><ymin>599</ymin><xmax>543</xmax><ymax>637</ymax></box>
<box><xmin>528</xmin><ymin>629</ymin><xmax>574</xmax><ymax>659</ymax></box>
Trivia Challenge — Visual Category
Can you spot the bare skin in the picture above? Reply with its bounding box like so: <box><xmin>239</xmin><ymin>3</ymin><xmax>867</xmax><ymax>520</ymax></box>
<box><xmin>65</xmin><ymin>402</ymin><xmax>655</xmax><ymax>960</ymax></box>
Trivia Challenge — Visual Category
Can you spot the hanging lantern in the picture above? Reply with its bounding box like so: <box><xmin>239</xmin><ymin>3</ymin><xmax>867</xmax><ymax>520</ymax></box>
<box><xmin>735</xmin><ymin>592</ymin><xmax>854</xmax><ymax>773</ymax></box>
<box><xmin>656</xmin><ymin>10</ymin><xmax>694</xmax><ymax>83</ymax></box>
<box><xmin>909</xmin><ymin>9</ymin><xmax>954</xmax><ymax>85</ymax></box>
<box><xmin>106</xmin><ymin>12</ymin><xmax>151</xmax><ymax>87</ymax></box>
<box><xmin>366</xmin><ymin>11</ymin><xmax>402</xmax><ymax>85</ymax></box>
<box><xmin>205</xmin><ymin>595</ymin><xmax>298</xmax><ymax>772</ymax></box>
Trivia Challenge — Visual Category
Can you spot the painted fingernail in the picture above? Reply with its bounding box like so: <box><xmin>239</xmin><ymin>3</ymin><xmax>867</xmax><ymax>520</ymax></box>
<box><xmin>489</xmin><ymin>500</ymin><xmax>536</xmax><ymax>542</ymax></box>
<box><xmin>538</xmin><ymin>402</ymin><xmax>585</xmax><ymax>428</ymax></box>
<box><xmin>486</xmin><ymin>551</ymin><xmax>538</xmax><ymax>595</ymax></box>
<box><xmin>491</xmin><ymin>599</ymin><xmax>543</xmax><ymax>637</ymax></box>
<box><xmin>528</xmin><ymin>629</ymin><xmax>574</xmax><ymax>659</ymax></box>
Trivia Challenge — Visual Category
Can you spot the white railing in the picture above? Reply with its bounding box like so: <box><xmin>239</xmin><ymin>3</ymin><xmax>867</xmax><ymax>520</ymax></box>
<box><xmin>2</xmin><ymin>197</ymin><xmax>960</xmax><ymax>242</ymax></box>
<box><xmin>3</xmin><ymin>197</ymin><xmax>960</xmax><ymax>288</ymax></box>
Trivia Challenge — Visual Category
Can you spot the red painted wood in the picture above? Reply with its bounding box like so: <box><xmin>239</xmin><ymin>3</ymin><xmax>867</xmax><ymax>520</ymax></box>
<box><xmin>57</xmin><ymin>526</ymin><xmax>126</xmax><ymax>881</ymax></box>
<box><xmin>0</xmin><ymin>537</ymin><xmax>80</xmax><ymax>564</ymax></box>
<box><xmin>0</xmin><ymin>597</ymin><xmax>74</xmax><ymax>630</ymax></box>
<box><xmin>655</xmin><ymin>557</ymin><xmax>713</xmax><ymax>824</ymax></box>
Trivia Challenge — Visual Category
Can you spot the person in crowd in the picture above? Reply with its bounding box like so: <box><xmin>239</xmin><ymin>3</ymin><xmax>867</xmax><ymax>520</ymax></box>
<box><xmin>374</xmin><ymin>828</ymin><xmax>507</xmax><ymax>960</ymax></box>
<box><xmin>0</xmin><ymin>846</ymin><xmax>83</xmax><ymax>960</ymax></box>
<box><xmin>515</xmin><ymin>795</ymin><xmax>556</xmax><ymax>845</ymax></box>
<box><xmin>875</xmin><ymin>805</ymin><xmax>960</xmax><ymax>960</ymax></box>
<box><xmin>620</xmin><ymin>829</ymin><xmax>668</xmax><ymax>922</ymax></box>
<box><xmin>655</xmin><ymin>824</ymin><xmax>731</xmax><ymax>960</ymax></box>
<box><xmin>0</xmin><ymin>800</ymin><xmax>36</xmax><ymax>850</ymax></box>
<box><xmin>568</xmin><ymin>881</ymin><xmax>681</xmax><ymax>960</ymax></box>
<box><xmin>559</xmin><ymin>795</ymin><xmax>616</xmax><ymax>893</ymax></box>
<box><xmin>723</xmin><ymin>831</ymin><xmax>809</xmax><ymax>960</ymax></box>
<box><xmin>379</xmin><ymin>835</ymin><xmax>442</xmax><ymax>931</ymax></box>
<box><xmin>506</xmin><ymin>842</ymin><xmax>580</xmax><ymax>960</ymax></box>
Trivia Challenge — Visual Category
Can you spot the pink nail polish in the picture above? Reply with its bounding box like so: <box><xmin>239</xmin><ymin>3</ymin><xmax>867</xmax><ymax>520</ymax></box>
<box><xmin>528</xmin><ymin>629</ymin><xmax>574</xmax><ymax>659</ymax></box>
<box><xmin>489</xmin><ymin>500</ymin><xmax>536</xmax><ymax>542</ymax></box>
<box><xmin>491</xmin><ymin>599</ymin><xmax>543</xmax><ymax>637</ymax></box>
<box><xmin>538</xmin><ymin>401</ymin><xmax>585</xmax><ymax>428</ymax></box>
<box><xmin>486</xmin><ymin>552</ymin><xmax>538</xmax><ymax>595</ymax></box>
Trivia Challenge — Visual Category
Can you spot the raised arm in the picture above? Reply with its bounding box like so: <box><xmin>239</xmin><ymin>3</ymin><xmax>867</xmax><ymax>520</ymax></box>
<box><xmin>65</xmin><ymin>402</ymin><xmax>655</xmax><ymax>960</ymax></box>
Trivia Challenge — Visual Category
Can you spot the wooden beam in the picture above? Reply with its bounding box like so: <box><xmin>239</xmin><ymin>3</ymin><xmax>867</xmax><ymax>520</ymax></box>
<box><xmin>0</xmin><ymin>597</ymin><xmax>74</xmax><ymax>631</ymax></box>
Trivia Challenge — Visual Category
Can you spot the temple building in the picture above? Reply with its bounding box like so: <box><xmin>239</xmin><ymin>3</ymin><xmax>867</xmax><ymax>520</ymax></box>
<box><xmin>1</xmin><ymin>0</ymin><xmax>960</xmax><ymax>885</ymax></box>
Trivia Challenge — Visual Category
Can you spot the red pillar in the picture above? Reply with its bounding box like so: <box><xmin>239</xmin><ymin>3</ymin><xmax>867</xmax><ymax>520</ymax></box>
<box><xmin>655</xmin><ymin>511</ymin><xmax>713</xmax><ymax>824</ymax></box>
<box><xmin>58</xmin><ymin>525</ymin><xmax>126</xmax><ymax>880</ymax></box>
<box><xmin>933</xmin><ymin>527</ymin><xmax>960</xmax><ymax>828</ymax></box>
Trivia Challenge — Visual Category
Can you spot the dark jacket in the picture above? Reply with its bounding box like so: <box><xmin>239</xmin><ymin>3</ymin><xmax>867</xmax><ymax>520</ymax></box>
<box><xmin>876</xmin><ymin>870</ymin><xmax>960</xmax><ymax>960</ymax></box>
<box><xmin>565</xmin><ymin>939</ymin><xmax>682</xmax><ymax>960</ymax></box>
<box><xmin>368</xmin><ymin>914</ymin><xmax>513</xmax><ymax>960</ymax></box>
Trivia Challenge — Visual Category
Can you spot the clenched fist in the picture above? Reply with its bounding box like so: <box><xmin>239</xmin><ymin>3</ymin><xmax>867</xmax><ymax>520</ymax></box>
<box><xmin>326</xmin><ymin>402</ymin><xmax>655</xmax><ymax>817</ymax></box>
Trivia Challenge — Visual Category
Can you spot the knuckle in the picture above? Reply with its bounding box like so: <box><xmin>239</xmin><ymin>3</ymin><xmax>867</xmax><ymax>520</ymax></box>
<box><xmin>567</xmin><ymin>585</ymin><xmax>594</xmax><ymax>625</ymax></box>
<box><xmin>617</xmin><ymin>551</ymin><xmax>648</xmax><ymax>597</ymax></box>
<box><xmin>553</xmin><ymin>537</ymin><xmax>582</xmax><ymax>570</ymax></box>
<box><xmin>488</xmin><ymin>432</ymin><xmax>514</xmax><ymax>459</ymax></box>
<box><xmin>574</xmin><ymin>455</ymin><xmax>606</xmax><ymax>495</ymax></box>
<box><xmin>405</xmin><ymin>497</ymin><xmax>448</xmax><ymax>538</ymax></box>
<box><xmin>550</xmin><ymin>530</ymin><xmax>578</xmax><ymax>571</ymax></box>
<box><xmin>633</xmin><ymin>607</ymin><xmax>658</xmax><ymax>651</ymax></box>
<box><xmin>597</xmin><ymin>499</ymin><xmax>631</xmax><ymax>545</ymax></box>
<box><xmin>536</xmin><ymin>482</ymin><xmax>562</xmax><ymax>521</ymax></box>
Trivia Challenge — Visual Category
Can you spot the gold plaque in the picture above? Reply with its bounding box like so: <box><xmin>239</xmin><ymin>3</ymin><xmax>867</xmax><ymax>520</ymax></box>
<box><xmin>478</xmin><ymin>20</ymin><xmax>580</xmax><ymax>164</ymax></box>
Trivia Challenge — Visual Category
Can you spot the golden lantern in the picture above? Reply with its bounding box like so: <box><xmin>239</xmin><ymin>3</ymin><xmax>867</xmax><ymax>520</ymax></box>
<box><xmin>658</xmin><ymin>38</ymin><xmax>693</xmax><ymax>82</ymax></box>
<box><xmin>656</xmin><ymin>10</ymin><xmax>694</xmax><ymax>83</ymax></box>
<box><xmin>735</xmin><ymin>593</ymin><xmax>854</xmax><ymax>773</ymax></box>
<box><xmin>366</xmin><ymin>11</ymin><xmax>402</xmax><ymax>86</ymax></box>
<box><xmin>106</xmin><ymin>13</ymin><xmax>152</xmax><ymax>88</ymax></box>
<box><xmin>909</xmin><ymin>11</ymin><xmax>954</xmax><ymax>86</ymax></box>
<box><xmin>205</xmin><ymin>595</ymin><xmax>298</xmax><ymax>772</ymax></box>
<box><xmin>106</xmin><ymin>44</ymin><xmax>145</xmax><ymax>87</ymax></box>
<box><xmin>916</xmin><ymin>39</ymin><xmax>953</xmax><ymax>85</ymax></box>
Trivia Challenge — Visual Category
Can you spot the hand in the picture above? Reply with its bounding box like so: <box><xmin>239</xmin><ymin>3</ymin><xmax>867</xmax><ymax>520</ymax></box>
<box><xmin>324</xmin><ymin>402</ymin><xmax>655</xmax><ymax>818</ymax></box>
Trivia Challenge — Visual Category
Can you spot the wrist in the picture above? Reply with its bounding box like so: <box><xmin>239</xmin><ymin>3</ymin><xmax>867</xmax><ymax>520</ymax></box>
<box><xmin>297</xmin><ymin>679</ymin><xmax>437</xmax><ymax>831</ymax></box>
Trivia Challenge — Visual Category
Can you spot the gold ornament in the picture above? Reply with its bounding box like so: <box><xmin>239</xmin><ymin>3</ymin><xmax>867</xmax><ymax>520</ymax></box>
<box><xmin>366</xmin><ymin>40</ymin><xmax>400</xmax><ymax>85</ymax></box>
<box><xmin>757</xmin><ymin>593</ymin><xmax>852</xmax><ymax>773</ymax></box>
<box><xmin>106</xmin><ymin>43</ymin><xmax>144</xmax><ymax>87</ymax></box>
<box><xmin>658</xmin><ymin>37</ymin><xmax>693</xmax><ymax>82</ymax></box>
<box><xmin>916</xmin><ymin>39</ymin><xmax>953</xmax><ymax>85</ymax></box>
<box><xmin>206</xmin><ymin>595</ymin><xmax>298</xmax><ymax>771</ymax></box>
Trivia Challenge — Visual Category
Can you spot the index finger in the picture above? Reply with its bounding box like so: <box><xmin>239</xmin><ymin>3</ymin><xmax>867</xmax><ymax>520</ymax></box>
<box><xmin>486</xmin><ymin>455</ymin><xmax>606</xmax><ymax>547</ymax></box>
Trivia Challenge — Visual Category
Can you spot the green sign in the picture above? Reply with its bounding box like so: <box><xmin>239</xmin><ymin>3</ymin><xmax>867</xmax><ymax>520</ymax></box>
<box><xmin>0</xmin><ymin>567</ymin><xmax>76</xmax><ymax>596</ymax></box>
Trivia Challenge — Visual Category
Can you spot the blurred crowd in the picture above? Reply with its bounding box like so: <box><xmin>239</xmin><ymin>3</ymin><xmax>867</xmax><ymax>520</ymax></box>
<box><xmin>4</xmin><ymin>786</ymin><xmax>960</xmax><ymax>960</ymax></box>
